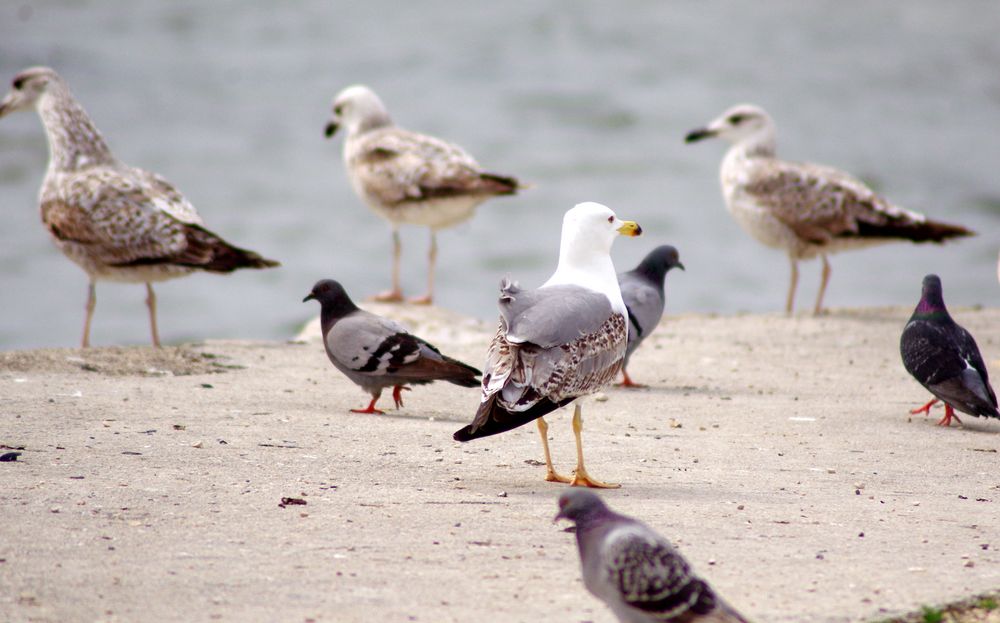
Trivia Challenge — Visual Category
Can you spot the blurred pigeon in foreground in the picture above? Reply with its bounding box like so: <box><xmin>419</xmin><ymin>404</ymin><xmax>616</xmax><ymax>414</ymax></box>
<box><xmin>304</xmin><ymin>279</ymin><xmax>480</xmax><ymax>414</ymax></box>
<box><xmin>555</xmin><ymin>490</ymin><xmax>750</xmax><ymax>623</ymax></box>
<box><xmin>900</xmin><ymin>274</ymin><xmax>999</xmax><ymax>426</ymax></box>
<box><xmin>618</xmin><ymin>245</ymin><xmax>684</xmax><ymax>387</ymax></box>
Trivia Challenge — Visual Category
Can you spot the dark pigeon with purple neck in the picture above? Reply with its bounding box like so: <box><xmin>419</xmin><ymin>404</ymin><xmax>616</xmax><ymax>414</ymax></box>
<box><xmin>555</xmin><ymin>490</ymin><xmax>750</xmax><ymax>623</ymax></box>
<box><xmin>303</xmin><ymin>279</ymin><xmax>481</xmax><ymax>414</ymax></box>
<box><xmin>900</xmin><ymin>274</ymin><xmax>999</xmax><ymax>426</ymax></box>
<box><xmin>617</xmin><ymin>245</ymin><xmax>684</xmax><ymax>387</ymax></box>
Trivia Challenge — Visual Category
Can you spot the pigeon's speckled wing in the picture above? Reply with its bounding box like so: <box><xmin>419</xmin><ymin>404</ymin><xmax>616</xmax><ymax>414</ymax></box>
<box><xmin>324</xmin><ymin>311</ymin><xmax>480</xmax><ymax>389</ymax></box>
<box><xmin>601</xmin><ymin>526</ymin><xmax>724</xmax><ymax>621</ymax></box>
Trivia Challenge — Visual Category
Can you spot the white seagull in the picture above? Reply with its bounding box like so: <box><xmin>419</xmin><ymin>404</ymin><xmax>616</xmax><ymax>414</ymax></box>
<box><xmin>454</xmin><ymin>202</ymin><xmax>641</xmax><ymax>488</ymax></box>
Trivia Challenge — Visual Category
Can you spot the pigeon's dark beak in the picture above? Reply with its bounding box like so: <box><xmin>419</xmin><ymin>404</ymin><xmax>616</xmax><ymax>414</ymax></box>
<box><xmin>303</xmin><ymin>292</ymin><xmax>316</xmax><ymax>303</ymax></box>
<box><xmin>676</xmin><ymin>261</ymin><xmax>686</xmax><ymax>271</ymax></box>
<box><xmin>324</xmin><ymin>121</ymin><xmax>339</xmax><ymax>138</ymax></box>
<box><xmin>684</xmin><ymin>127</ymin><xmax>715</xmax><ymax>143</ymax></box>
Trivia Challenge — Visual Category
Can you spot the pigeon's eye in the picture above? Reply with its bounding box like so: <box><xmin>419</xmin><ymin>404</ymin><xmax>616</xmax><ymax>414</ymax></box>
<box><xmin>728</xmin><ymin>113</ymin><xmax>746</xmax><ymax>124</ymax></box>
<box><xmin>12</xmin><ymin>77</ymin><xmax>24</xmax><ymax>90</ymax></box>
<box><xmin>334</xmin><ymin>104</ymin><xmax>343</xmax><ymax>115</ymax></box>
<box><xmin>607</xmin><ymin>216</ymin><xmax>614</xmax><ymax>223</ymax></box>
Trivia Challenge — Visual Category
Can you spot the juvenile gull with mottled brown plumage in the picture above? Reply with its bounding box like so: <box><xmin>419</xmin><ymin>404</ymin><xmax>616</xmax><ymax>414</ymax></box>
<box><xmin>454</xmin><ymin>202</ymin><xmax>641</xmax><ymax>489</ymax></box>
<box><xmin>685</xmin><ymin>104</ymin><xmax>973</xmax><ymax>315</ymax></box>
<box><xmin>324</xmin><ymin>84</ymin><xmax>523</xmax><ymax>304</ymax></box>
<box><xmin>0</xmin><ymin>66</ymin><xmax>279</xmax><ymax>347</ymax></box>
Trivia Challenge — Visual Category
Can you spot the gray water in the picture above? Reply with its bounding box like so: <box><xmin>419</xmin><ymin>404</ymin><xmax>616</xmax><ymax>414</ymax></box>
<box><xmin>1</xmin><ymin>1</ymin><xmax>998</xmax><ymax>350</ymax></box>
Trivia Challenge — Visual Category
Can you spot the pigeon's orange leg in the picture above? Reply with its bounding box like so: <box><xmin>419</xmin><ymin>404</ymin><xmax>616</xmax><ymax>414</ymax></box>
<box><xmin>936</xmin><ymin>403</ymin><xmax>962</xmax><ymax>427</ymax></box>
<box><xmin>910</xmin><ymin>398</ymin><xmax>939</xmax><ymax>416</ymax></box>
<box><xmin>351</xmin><ymin>396</ymin><xmax>385</xmax><ymax>415</ymax></box>
<box><xmin>391</xmin><ymin>385</ymin><xmax>411</xmax><ymax>409</ymax></box>
<box><xmin>569</xmin><ymin>404</ymin><xmax>620</xmax><ymax>489</ymax></box>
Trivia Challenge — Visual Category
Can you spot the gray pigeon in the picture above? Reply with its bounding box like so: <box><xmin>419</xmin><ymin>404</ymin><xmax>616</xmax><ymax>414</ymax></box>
<box><xmin>900</xmin><ymin>274</ymin><xmax>999</xmax><ymax>426</ymax></box>
<box><xmin>618</xmin><ymin>245</ymin><xmax>684</xmax><ymax>387</ymax></box>
<box><xmin>555</xmin><ymin>490</ymin><xmax>750</xmax><ymax>623</ymax></box>
<box><xmin>303</xmin><ymin>279</ymin><xmax>481</xmax><ymax>413</ymax></box>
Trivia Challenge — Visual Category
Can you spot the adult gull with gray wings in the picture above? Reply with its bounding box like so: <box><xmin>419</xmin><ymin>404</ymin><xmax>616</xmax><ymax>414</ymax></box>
<box><xmin>454</xmin><ymin>202</ymin><xmax>641</xmax><ymax>488</ymax></box>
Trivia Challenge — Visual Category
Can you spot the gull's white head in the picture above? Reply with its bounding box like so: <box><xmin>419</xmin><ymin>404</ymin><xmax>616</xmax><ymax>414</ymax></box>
<box><xmin>324</xmin><ymin>84</ymin><xmax>392</xmax><ymax>139</ymax></box>
<box><xmin>685</xmin><ymin>103</ymin><xmax>775</xmax><ymax>151</ymax></box>
<box><xmin>546</xmin><ymin>202</ymin><xmax>642</xmax><ymax>309</ymax></box>
<box><xmin>0</xmin><ymin>67</ymin><xmax>63</xmax><ymax>118</ymax></box>
<box><xmin>560</xmin><ymin>201</ymin><xmax>642</xmax><ymax>263</ymax></box>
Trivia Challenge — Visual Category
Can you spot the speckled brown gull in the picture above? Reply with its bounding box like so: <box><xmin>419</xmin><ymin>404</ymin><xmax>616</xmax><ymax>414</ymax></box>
<box><xmin>324</xmin><ymin>84</ymin><xmax>523</xmax><ymax>304</ymax></box>
<box><xmin>0</xmin><ymin>67</ymin><xmax>279</xmax><ymax>348</ymax></box>
<box><xmin>685</xmin><ymin>103</ymin><xmax>973</xmax><ymax>315</ymax></box>
<box><xmin>453</xmin><ymin>202</ymin><xmax>641</xmax><ymax>489</ymax></box>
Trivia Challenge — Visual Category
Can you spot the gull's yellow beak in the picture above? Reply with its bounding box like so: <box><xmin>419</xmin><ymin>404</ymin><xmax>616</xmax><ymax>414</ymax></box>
<box><xmin>616</xmin><ymin>220</ymin><xmax>642</xmax><ymax>237</ymax></box>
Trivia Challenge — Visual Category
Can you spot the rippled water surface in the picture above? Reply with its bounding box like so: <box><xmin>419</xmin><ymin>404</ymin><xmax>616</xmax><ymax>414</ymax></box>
<box><xmin>1</xmin><ymin>1</ymin><xmax>998</xmax><ymax>349</ymax></box>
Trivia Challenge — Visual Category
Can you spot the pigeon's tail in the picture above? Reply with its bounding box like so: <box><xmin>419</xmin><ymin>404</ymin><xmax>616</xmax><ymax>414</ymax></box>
<box><xmin>453</xmin><ymin>393</ymin><xmax>572</xmax><ymax>442</ymax></box>
<box><xmin>478</xmin><ymin>172</ymin><xmax>524</xmax><ymax>196</ymax></box>
<box><xmin>437</xmin><ymin>355</ymin><xmax>482</xmax><ymax>388</ymax></box>
<box><xmin>852</xmin><ymin>217</ymin><xmax>974</xmax><ymax>243</ymax></box>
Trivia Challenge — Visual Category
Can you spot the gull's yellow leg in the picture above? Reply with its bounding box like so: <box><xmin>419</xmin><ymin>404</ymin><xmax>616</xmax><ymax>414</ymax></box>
<box><xmin>536</xmin><ymin>417</ymin><xmax>571</xmax><ymax>483</ymax></box>
<box><xmin>569</xmin><ymin>404</ymin><xmax>620</xmax><ymax>489</ymax></box>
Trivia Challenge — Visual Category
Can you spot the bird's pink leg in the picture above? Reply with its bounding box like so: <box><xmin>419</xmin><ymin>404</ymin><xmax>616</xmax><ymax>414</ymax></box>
<box><xmin>936</xmin><ymin>403</ymin><xmax>962</xmax><ymax>427</ymax></box>
<box><xmin>391</xmin><ymin>385</ymin><xmax>411</xmax><ymax>409</ymax></box>
<box><xmin>81</xmin><ymin>281</ymin><xmax>96</xmax><ymax>348</ymax></box>
<box><xmin>408</xmin><ymin>231</ymin><xmax>436</xmax><ymax>305</ymax></box>
<box><xmin>351</xmin><ymin>395</ymin><xmax>385</xmax><ymax>415</ymax></box>
<box><xmin>146</xmin><ymin>283</ymin><xmax>161</xmax><ymax>348</ymax></box>
<box><xmin>372</xmin><ymin>228</ymin><xmax>404</xmax><ymax>303</ymax></box>
<box><xmin>909</xmin><ymin>398</ymin><xmax>939</xmax><ymax>416</ymax></box>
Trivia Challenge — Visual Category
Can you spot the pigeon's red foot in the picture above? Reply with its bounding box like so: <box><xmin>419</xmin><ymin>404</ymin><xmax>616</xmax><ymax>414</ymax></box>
<box><xmin>392</xmin><ymin>385</ymin><xmax>411</xmax><ymax>409</ymax></box>
<box><xmin>909</xmin><ymin>398</ymin><xmax>939</xmax><ymax>416</ymax></box>
<box><xmin>617</xmin><ymin>369</ymin><xmax>646</xmax><ymax>389</ymax></box>
<box><xmin>351</xmin><ymin>397</ymin><xmax>385</xmax><ymax>415</ymax></box>
<box><xmin>370</xmin><ymin>289</ymin><xmax>404</xmax><ymax>303</ymax></box>
<box><xmin>936</xmin><ymin>403</ymin><xmax>962</xmax><ymax>427</ymax></box>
